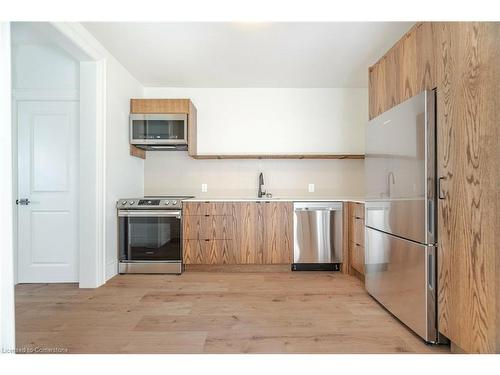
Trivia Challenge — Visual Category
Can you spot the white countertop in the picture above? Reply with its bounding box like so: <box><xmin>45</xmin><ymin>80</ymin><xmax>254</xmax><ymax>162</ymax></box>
<box><xmin>184</xmin><ymin>197</ymin><xmax>365</xmax><ymax>204</ymax></box>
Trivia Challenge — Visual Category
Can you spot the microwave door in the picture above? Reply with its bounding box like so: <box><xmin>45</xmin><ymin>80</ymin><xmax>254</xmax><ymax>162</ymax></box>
<box><xmin>130</xmin><ymin>114</ymin><xmax>147</xmax><ymax>143</ymax></box>
<box><xmin>145</xmin><ymin>114</ymin><xmax>187</xmax><ymax>145</ymax></box>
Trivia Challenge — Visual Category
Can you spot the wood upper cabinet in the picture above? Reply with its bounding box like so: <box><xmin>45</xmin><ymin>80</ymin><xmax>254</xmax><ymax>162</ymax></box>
<box><xmin>368</xmin><ymin>22</ymin><xmax>437</xmax><ymax>119</ymax></box>
<box><xmin>129</xmin><ymin>98</ymin><xmax>197</xmax><ymax>157</ymax></box>
<box><xmin>183</xmin><ymin>201</ymin><xmax>293</xmax><ymax>265</ymax></box>
<box><xmin>369</xmin><ymin>22</ymin><xmax>500</xmax><ymax>353</ymax></box>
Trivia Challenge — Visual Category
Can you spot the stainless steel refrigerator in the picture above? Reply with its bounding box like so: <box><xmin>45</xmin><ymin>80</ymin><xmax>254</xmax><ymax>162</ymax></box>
<box><xmin>365</xmin><ymin>89</ymin><xmax>440</xmax><ymax>343</ymax></box>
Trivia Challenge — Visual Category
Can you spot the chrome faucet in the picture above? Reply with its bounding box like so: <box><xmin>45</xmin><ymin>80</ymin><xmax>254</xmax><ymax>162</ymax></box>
<box><xmin>258</xmin><ymin>172</ymin><xmax>266</xmax><ymax>198</ymax></box>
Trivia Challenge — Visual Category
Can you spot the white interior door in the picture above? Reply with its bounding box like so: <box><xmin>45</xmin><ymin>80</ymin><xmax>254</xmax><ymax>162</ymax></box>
<box><xmin>17</xmin><ymin>101</ymin><xmax>79</xmax><ymax>283</ymax></box>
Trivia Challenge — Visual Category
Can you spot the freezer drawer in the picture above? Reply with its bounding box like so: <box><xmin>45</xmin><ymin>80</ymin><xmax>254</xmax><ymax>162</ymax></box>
<box><xmin>293</xmin><ymin>202</ymin><xmax>343</xmax><ymax>266</ymax></box>
<box><xmin>365</xmin><ymin>227</ymin><xmax>437</xmax><ymax>343</ymax></box>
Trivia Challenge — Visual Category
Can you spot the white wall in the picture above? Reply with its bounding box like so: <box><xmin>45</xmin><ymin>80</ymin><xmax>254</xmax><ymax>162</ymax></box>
<box><xmin>144</xmin><ymin>87</ymin><xmax>367</xmax><ymax>155</ymax></box>
<box><xmin>12</xmin><ymin>43</ymin><xmax>79</xmax><ymax>90</ymax></box>
<box><xmin>143</xmin><ymin>87</ymin><xmax>366</xmax><ymax>198</ymax></box>
<box><xmin>104</xmin><ymin>58</ymin><xmax>144</xmax><ymax>279</ymax></box>
<box><xmin>145</xmin><ymin>151</ymin><xmax>364</xmax><ymax>198</ymax></box>
<box><xmin>0</xmin><ymin>22</ymin><xmax>15</xmax><ymax>352</ymax></box>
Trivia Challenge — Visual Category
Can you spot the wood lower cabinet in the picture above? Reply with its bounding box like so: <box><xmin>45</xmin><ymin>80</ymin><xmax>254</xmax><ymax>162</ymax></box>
<box><xmin>369</xmin><ymin>22</ymin><xmax>500</xmax><ymax>353</ymax></box>
<box><xmin>262</xmin><ymin>202</ymin><xmax>293</xmax><ymax>264</ymax></box>
<box><xmin>347</xmin><ymin>202</ymin><xmax>365</xmax><ymax>277</ymax></box>
<box><xmin>183</xmin><ymin>201</ymin><xmax>293</xmax><ymax>265</ymax></box>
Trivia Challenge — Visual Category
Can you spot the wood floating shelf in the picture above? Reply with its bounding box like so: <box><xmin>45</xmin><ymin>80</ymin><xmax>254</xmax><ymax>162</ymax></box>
<box><xmin>191</xmin><ymin>154</ymin><xmax>365</xmax><ymax>160</ymax></box>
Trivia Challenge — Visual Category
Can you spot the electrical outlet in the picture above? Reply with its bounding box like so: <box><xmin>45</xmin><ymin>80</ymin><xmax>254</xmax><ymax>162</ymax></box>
<box><xmin>308</xmin><ymin>183</ymin><xmax>315</xmax><ymax>193</ymax></box>
<box><xmin>201</xmin><ymin>183</ymin><xmax>208</xmax><ymax>193</ymax></box>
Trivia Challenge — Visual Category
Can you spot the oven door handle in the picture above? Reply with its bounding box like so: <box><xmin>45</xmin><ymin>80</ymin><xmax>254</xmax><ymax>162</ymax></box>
<box><xmin>118</xmin><ymin>210</ymin><xmax>182</xmax><ymax>218</ymax></box>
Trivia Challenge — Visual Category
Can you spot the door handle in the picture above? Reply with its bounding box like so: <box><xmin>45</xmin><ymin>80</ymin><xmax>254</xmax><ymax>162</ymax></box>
<box><xmin>16</xmin><ymin>198</ymin><xmax>30</xmax><ymax>205</ymax></box>
<box><xmin>437</xmin><ymin>177</ymin><xmax>446</xmax><ymax>200</ymax></box>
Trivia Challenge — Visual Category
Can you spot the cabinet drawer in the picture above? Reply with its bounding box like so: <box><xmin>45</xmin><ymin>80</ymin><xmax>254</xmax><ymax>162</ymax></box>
<box><xmin>183</xmin><ymin>215</ymin><xmax>234</xmax><ymax>239</ymax></box>
<box><xmin>183</xmin><ymin>202</ymin><xmax>232</xmax><ymax>216</ymax></box>
<box><xmin>351</xmin><ymin>242</ymin><xmax>365</xmax><ymax>274</ymax></box>
<box><xmin>352</xmin><ymin>217</ymin><xmax>365</xmax><ymax>247</ymax></box>
<box><xmin>183</xmin><ymin>239</ymin><xmax>235</xmax><ymax>264</ymax></box>
<box><xmin>353</xmin><ymin>202</ymin><xmax>365</xmax><ymax>220</ymax></box>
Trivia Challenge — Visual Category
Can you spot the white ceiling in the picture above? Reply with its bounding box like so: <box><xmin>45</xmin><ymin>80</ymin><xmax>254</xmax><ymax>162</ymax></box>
<box><xmin>83</xmin><ymin>22</ymin><xmax>412</xmax><ymax>88</ymax></box>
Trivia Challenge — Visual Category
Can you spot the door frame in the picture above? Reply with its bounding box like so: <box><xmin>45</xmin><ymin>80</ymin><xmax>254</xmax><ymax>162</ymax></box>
<box><xmin>11</xmin><ymin>22</ymin><xmax>109</xmax><ymax>288</ymax></box>
<box><xmin>1</xmin><ymin>21</ymin><xmax>15</xmax><ymax>353</ymax></box>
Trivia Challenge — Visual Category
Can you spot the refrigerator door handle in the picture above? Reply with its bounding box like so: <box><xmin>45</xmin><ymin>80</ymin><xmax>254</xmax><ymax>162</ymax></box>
<box><xmin>428</xmin><ymin>251</ymin><xmax>435</xmax><ymax>290</ymax></box>
<box><xmin>427</xmin><ymin>199</ymin><xmax>435</xmax><ymax>237</ymax></box>
<box><xmin>438</xmin><ymin>177</ymin><xmax>446</xmax><ymax>200</ymax></box>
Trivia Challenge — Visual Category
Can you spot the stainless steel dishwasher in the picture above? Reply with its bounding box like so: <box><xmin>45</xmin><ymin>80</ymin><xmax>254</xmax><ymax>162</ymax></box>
<box><xmin>292</xmin><ymin>202</ymin><xmax>343</xmax><ymax>271</ymax></box>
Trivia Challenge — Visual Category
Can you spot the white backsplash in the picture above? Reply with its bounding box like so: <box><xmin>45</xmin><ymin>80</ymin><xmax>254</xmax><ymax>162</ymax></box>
<box><xmin>144</xmin><ymin>152</ymin><xmax>365</xmax><ymax>198</ymax></box>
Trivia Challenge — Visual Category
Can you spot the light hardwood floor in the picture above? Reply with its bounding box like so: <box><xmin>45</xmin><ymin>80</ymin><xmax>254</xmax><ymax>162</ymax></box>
<box><xmin>15</xmin><ymin>272</ymin><xmax>450</xmax><ymax>354</ymax></box>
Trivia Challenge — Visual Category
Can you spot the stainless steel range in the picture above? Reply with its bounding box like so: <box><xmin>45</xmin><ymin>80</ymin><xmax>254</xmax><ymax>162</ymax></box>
<box><xmin>117</xmin><ymin>196</ymin><xmax>193</xmax><ymax>274</ymax></box>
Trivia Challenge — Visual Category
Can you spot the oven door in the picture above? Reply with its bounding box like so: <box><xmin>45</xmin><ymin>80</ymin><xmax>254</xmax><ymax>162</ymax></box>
<box><xmin>130</xmin><ymin>114</ymin><xmax>188</xmax><ymax>145</ymax></box>
<box><xmin>118</xmin><ymin>210</ymin><xmax>182</xmax><ymax>262</ymax></box>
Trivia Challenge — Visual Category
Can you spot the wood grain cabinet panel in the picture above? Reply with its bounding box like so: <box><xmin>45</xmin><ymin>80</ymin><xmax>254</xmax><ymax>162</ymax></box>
<box><xmin>184</xmin><ymin>239</ymin><xmax>235</xmax><ymax>265</ymax></box>
<box><xmin>353</xmin><ymin>217</ymin><xmax>365</xmax><ymax>247</ymax></box>
<box><xmin>183</xmin><ymin>215</ymin><xmax>235</xmax><ymax>240</ymax></box>
<box><xmin>434</xmin><ymin>22</ymin><xmax>500</xmax><ymax>354</ymax></box>
<box><xmin>233</xmin><ymin>202</ymin><xmax>263</xmax><ymax>264</ymax></box>
<box><xmin>346</xmin><ymin>202</ymin><xmax>365</xmax><ymax>277</ymax></box>
<box><xmin>183</xmin><ymin>202</ymin><xmax>232</xmax><ymax>216</ymax></box>
<box><xmin>352</xmin><ymin>202</ymin><xmax>365</xmax><ymax>220</ymax></box>
<box><xmin>398</xmin><ymin>28</ymin><xmax>418</xmax><ymax>103</ymax></box>
<box><xmin>183</xmin><ymin>201</ymin><xmax>293</xmax><ymax>265</ymax></box>
<box><xmin>262</xmin><ymin>202</ymin><xmax>293</xmax><ymax>264</ymax></box>
<box><xmin>415</xmin><ymin>22</ymin><xmax>437</xmax><ymax>91</ymax></box>
<box><xmin>351</xmin><ymin>243</ymin><xmax>365</xmax><ymax>275</ymax></box>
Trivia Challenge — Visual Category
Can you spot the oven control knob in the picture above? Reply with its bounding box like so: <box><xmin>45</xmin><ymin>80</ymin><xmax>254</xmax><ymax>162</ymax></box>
<box><xmin>129</xmin><ymin>201</ymin><xmax>135</xmax><ymax>205</ymax></box>
<box><xmin>121</xmin><ymin>201</ymin><xmax>127</xmax><ymax>205</ymax></box>
<box><xmin>164</xmin><ymin>201</ymin><xmax>170</xmax><ymax>205</ymax></box>
<box><xmin>172</xmin><ymin>200</ymin><xmax>178</xmax><ymax>205</ymax></box>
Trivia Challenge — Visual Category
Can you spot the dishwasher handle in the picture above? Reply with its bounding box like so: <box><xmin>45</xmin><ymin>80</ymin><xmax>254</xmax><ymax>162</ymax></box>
<box><xmin>293</xmin><ymin>202</ymin><xmax>343</xmax><ymax>212</ymax></box>
<box><xmin>294</xmin><ymin>207</ymin><xmax>339</xmax><ymax>211</ymax></box>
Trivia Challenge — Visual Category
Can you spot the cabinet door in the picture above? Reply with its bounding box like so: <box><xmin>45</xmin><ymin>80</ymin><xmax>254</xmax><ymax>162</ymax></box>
<box><xmin>384</xmin><ymin>47</ymin><xmax>400</xmax><ymax>111</ymax></box>
<box><xmin>416</xmin><ymin>22</ymin><xmax>437</xmax><ymax>91</ymax></box>
<box><xmin>398</xmin><ymin>28</ymin><xmax>418</xmax><ymax>102</ymax></box>
<box><xmin>262</xmin><ymin>202</ymin><xmax>293</xmax><ymax>264</ymax></box>
<box><xmin>233</xmin><ymin>202</ymin><xmax>263</xmax><ymax>264</ymax></box>
<box><xmin>436</xmin><ymin>22</ymin><xmax>499</xmax><ymax>354</ymax></box>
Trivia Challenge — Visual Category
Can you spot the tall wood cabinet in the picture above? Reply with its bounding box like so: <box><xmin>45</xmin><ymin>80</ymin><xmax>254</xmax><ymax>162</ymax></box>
<box><xmin>368</xmin><ymin>22</ymin><xmax>500</xmax><ymax>353</ymax></box>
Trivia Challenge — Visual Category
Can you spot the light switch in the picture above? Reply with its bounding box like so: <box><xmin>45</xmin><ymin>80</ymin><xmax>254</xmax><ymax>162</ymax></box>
<box><xmin>201</xmin><ymin>183</ymin><xmax>208</xmax><ymax>193</ymax></box>
<box><xmin>308</xmin><ymin>183</ymin><xmax>315</xmax><ymax>193</ymax></box>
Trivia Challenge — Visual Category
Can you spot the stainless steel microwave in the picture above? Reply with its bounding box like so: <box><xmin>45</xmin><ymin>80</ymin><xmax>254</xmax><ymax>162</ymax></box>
<box><xmin>130</xmin><ymin>114</ymin><xmax>188</xmax><ymax>147</ymax></box>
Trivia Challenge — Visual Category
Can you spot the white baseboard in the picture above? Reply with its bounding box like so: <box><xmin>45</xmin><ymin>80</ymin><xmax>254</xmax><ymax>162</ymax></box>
<box><xmin>105</xmin><ymin>260</ymin><xmax>117</xmax><ymax>281</ymax></box>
